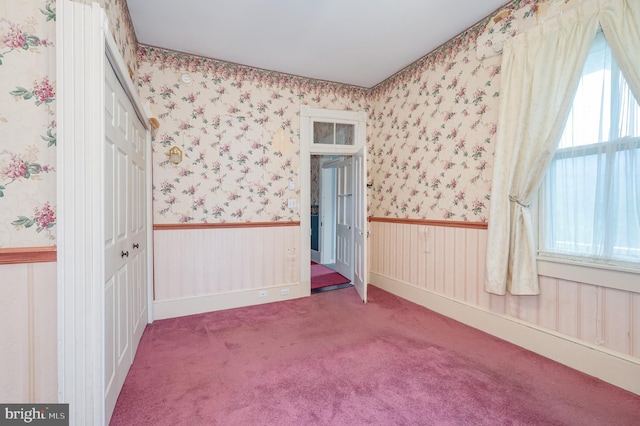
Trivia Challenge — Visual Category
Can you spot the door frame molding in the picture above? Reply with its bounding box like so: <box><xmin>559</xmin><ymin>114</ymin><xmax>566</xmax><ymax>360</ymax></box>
<box><xmin>56</xmin><ymin>2</ymin><xmax>152</xmax><ymax>424</ymax></box>
<box><xmin>299</xmin><ymin>106</ymin><xmax>366</xmax><ymax>296</ymax></box>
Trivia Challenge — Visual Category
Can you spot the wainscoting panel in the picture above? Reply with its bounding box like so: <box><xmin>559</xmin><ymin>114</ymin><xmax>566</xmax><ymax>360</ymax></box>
<box><xmin>153</xmin><ymin>225</ymin><xmax>301</xmax><ymax>318</ymax></box>
<box><xmin>371</xmin><ymin>221</ymin><xmax>489</xmax><ymax>309</ymax></box>
<box><xmin>369</xmin><ymin>220</ymin><xmax>640</xmax><ymax>374</ymax></box>
<box><xmin>633</xmin><ymin>293</ymin><xmax>640</xmax><ymax>357</ymax></box>
<box><xmin>0</xmin><ymin>262</ymin><xmax>57</xmax><ymax>402</ymax></box>
<box><xmin>604</xmin><ymin>287</ymin><xmax>632</xmax><ymax>356</ymax></box>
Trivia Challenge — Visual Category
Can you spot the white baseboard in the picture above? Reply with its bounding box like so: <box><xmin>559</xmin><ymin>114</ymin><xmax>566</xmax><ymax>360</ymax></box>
<box><xmin>370</xmin><ymin>272</ymin><xmax>640</xmax><ymax>396</ymax></box>
<box><xmin>153</xmin><ymin>282</ymin><xmax>303</xmax><ymax>320</ymax></box>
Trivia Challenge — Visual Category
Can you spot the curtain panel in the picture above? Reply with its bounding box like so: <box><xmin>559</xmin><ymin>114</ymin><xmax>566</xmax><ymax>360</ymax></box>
<box><xmin>485</xmin><ymin>0</ymin><xmax>640</xmax><ymax>295</ymax></box>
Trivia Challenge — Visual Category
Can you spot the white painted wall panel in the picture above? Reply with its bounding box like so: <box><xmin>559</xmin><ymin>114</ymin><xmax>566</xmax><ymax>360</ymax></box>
<box><xmin>506</xmin><ymin>291</ymin><xmax>521</xmax><ymax>320</ymax></box>
<box><xmin>464</xmin><ymin>230</ymin><xmax>479</xmax><ymax>306</ymax></box>
<box><xmin>0</xmin><ymin>265</ymin><xmax>29</xmax><ymax>402</ymax></box>
<box><xmin>518</xmin><ymin>294</ymin><xmax>539</xmax><ymax>326</ymax></box>
<box><xmin>0</xmin><ymin>262</ymin><xmax>57</xmax><ymax>402</ymax></box>
<box><xmin>369</xmin><ymin>222</ymin><xmax>640</xmax><ymax>361</ymax></box>
<box><xmin>408</xmin><ymin>224</ymin><xmax>419</xmax><ymax>286</ymax></box>
<box><xmin>579</xmin><ymin>284</ymin><xmax>599</xmax><ymax>346</ymax></box>
<box><xmin>537</xmin><ymin>276</ymin><xmax>558</xmax><ymax>332</ymax></box>
<box><xmin>490</xmin><ymin>292</ymin><xmax>506</xmax><ymax>316</ymax></box>
<box><xmin>435</xmin><ymin>227</ymin><xmax>446</xmax><ymax>295</ymax></box>
<box><xmin>557</xmin><ymin>279</ymin><xmax>579</xmax><ymax>338</ymax></box>
<box><xmin>476</xmin><ymin>230</ymin><xmax>491</xmax><ymax>312</ymax></box>
<box><xmin>453</xmin><ymin>228</ymin><xmax>466</xmax><ymax>301</ymax></box>
<box><xmin>153</xmin><ymin>226</ymin><xmax>300</xmax><ymax>302</ymax></box>
<box><xmin>632</xmin><ymin>293</ymin><xmax>640</xmax><ymax>358</ymax></box>
<box><xmin>423</xmin><ymin>226</ymin><xmax>434</xmax><ymax>291</ymax></box>
<box><xmin>31</xmin><ymin>264</ymin><xmax>57</xmax><ymax>402</ymax></box>
<box><xmin>401</xmin><ymin>225</ymin><xmax>411</xmax><ymax>284</ymax></box>
<box><xmin>387</xmin><ymin>222</ymin><xmax>396</xmax><ymax>278</ymax></box>
<box><xmin>603</xmin><ymin>288</ymin><xmax>632</xmax><ymax>355</ymax></box>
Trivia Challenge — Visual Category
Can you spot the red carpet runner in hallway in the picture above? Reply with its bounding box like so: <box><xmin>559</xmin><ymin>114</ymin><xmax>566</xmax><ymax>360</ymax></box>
<box><xmin>110</xmin><ymin>286</ymin><xmax>640</xmax><ymax>426</ymax></box>
<box><xmin>311</xmin><ymin>261</ymin><xmax>350</xmax><ymax>290</ymax></box>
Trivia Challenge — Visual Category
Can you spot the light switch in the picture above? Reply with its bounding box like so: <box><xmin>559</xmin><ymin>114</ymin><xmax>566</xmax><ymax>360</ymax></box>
<box><xmin>289</xmin><ymin>180</ymin><xmax>295</xmax><ymax>190</ymax></box>
<box><xmin>288</xmin><ymin>199</ymin><xmax>297</xmax><ymax>209</ymax></box>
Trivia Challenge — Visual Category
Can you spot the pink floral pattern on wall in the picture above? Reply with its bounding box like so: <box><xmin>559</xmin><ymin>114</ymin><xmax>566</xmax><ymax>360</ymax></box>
<box><xmin>0</xmin><ymin>0</ymin><xmax>138</xmax><ymax>248</ymax></box>
<box><xmin>367</xmin><ymin>51</ymin><xmax>500</xmax><ymax>222</ymax></box>
<box><xmin>100</xmin><ymin>0</ymin><xmax>139</xmax><ymax>81</ymax></box>
<box><xmin>0</xmin><ymin>4</ymin><xmax>57</xmax><ymax>245</ymax></box>
<box><xmin>0</xmin><ymin>0</ymin><xmax>549</xmax><ymax>246</ymax></box>
<box><xmin>366</xmin><ymin>0</ymin><xmax>540</xmax><ymax>222</ymax></box>
<box><xmin>310</xmin><ymin>156</ymin><xmax>321</xmax><ymax>207</ymax></box>
<box><xmin>137</xmin><ymin>0</ymin><xmax>548</xmax><ymax>225</ymax></box>
<box><xmin>138</xmin><ymin>46</ymin><xmax>369</xmax><ymax>224</ymax></box>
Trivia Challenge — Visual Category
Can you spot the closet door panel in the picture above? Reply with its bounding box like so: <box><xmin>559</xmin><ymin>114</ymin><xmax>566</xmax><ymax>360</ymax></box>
<box><xmin>104</xmin><ymin>59</ymin><xmax>148</xmax><ymax>422</ymax></box>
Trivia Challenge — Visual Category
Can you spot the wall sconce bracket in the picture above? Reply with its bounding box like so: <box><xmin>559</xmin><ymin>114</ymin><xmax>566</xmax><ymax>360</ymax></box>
<box><xmin>168</xmin><ymin>146</ymin><xmax>182</xmax><ymax>165</ymax></box>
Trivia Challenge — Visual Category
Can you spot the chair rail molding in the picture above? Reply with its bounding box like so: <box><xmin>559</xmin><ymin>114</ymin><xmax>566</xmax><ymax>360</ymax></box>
<box><xmin>0</xmin><ymin>247</ymin><xmax>57</xmax><ymax>264</ymax></box>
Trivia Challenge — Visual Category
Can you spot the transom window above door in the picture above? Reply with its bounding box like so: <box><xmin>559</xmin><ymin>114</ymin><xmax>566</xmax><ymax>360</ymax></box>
<box><xmin>314</xmin><ymin>122</ymin><xmax>355</xmax><ymax>146</ymax></box>
<box><xmin>301</xmin><ymin>106</ymin><xmax>366</xmax><ymax>155</ymax></box>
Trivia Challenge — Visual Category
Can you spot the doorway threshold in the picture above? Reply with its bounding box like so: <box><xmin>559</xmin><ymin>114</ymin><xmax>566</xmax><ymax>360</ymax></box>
<box><xmin>311</xmin><ymin>282</ymin><xmax>353</xmax><ymax>294</ymax></box>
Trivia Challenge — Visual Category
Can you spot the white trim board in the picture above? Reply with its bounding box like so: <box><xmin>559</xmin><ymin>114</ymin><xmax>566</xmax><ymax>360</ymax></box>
<box><xmin>153</xmin><ymin>283</ymin><xmax>302</xmax><ymax>320</ymax></box>
<box><xmin>538</xmin><ymin>256</ymin><xmax>640</xmax><ymax>294</ymax></box>
<box><xmin>370</xmin><ymin>271</ymin><xmax>640</xmax><ymax>396</ymax></box>
<box><xmin>56</xmin><ymin>4</ymin><xmax>106</xmax><ymax>424</ymax></box>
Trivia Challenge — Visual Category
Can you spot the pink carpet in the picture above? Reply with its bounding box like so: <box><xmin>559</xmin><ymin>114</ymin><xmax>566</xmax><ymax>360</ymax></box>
<box><xmin>110</xmin><ymin>286</ymin><xmax>640</xmax><ymax>425</ymax></box>
<box><xmin>311</xmin><ymin>262</ymin><xmax>350</xmax><ymax>289</ymax></box>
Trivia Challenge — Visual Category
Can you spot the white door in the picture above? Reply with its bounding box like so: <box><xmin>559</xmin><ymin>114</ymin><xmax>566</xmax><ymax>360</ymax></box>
<box><xmin>104</xmin><ymin>59</ymin><xmax>148</xmax><ymax>422</ymax></box>
<box><xmin>353</xmin><ymin>146</ymin><xmax>368</xmax><ymax>302</ymax></box>
<box><xmin>335</xmin><ymin>158</ymin><xmax>353</xmax><ymax>280</ymax></box>
<box><xmin>129</xmin><ymin>106</ymin><xmax>148</xmax><ymax>353</ymax></box>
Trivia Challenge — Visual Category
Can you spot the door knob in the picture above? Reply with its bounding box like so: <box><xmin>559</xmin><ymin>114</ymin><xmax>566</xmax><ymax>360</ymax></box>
<box><xmin>133</xmin><ymin>243</ymin><xmax>139</xmax><ymax>249</ymax></box>
<box><xmin>121</xmin><ymin>250</ymin><xmax>129</xmax><ymax>258</ymax></box>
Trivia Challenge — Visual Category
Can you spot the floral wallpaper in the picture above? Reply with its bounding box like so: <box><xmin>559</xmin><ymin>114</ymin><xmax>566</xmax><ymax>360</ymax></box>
<box><xmin>310</xmin><ymin>155</ymin><xmax>321</xmax><ymax>208</ymax></box>
<box><xmin>367</xmin><ymin>45</ymin><xmax>500</xmax><ymax>222</ymax></box>
<box><xmin>0</xmin><ymin>0</ymin><xmax>138</xmax><ymax>249</ymax></box>
<box><xmin>0</xmin><ymin>0</ymin><xmax>566</xmax><ymax>246</ymax></box>
<box><xmin>0</xmin><ymin>0</ymin><xmax>57</xmax><ymax>247</ymax></box>
<box><xmin>137</xmin><ymin>46</ymin><xmax>368</xmax><ymax>224</ymax></box>
<box><xmin>98</xmin><ymin>0</ymin><xmax>139</xmax><ymax>81</ymax></box>
<box><xmin>136</xmin><ymin>0</ymin><xmax>559</xmax><ymax>226</ymax></box>
<box><xmin>366</xmin><ymin>0</ymin><xmax>541</xmax><ymax>222</ymax></box>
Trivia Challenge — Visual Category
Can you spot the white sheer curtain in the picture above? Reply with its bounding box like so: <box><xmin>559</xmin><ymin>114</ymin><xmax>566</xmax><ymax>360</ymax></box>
<box><xmin>540</xmin><ymin>32</ymin><xmax>640</xmax><ymax>264</ymax></box>
<box><xmin>485</xmin><ymin>0</ymin><xmax>640</xmax><ymax>295</ymax></box>
<box><xmin>599</xmin><ymin>0</ymin><xmax>640</xmax><ymax>98</ymax></box>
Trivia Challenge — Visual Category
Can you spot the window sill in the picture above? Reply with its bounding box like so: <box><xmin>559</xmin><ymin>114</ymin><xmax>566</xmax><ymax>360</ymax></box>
<box><xmin>537</xmin><ymin>255</ymin><xmax>640</xmax><ymax>294</ymax></box>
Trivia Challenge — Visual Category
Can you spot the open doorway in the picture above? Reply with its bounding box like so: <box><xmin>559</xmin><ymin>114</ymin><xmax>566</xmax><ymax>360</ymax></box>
<box><xmin>300</xmin><ymin>105</ymin><xmax>368</xmax><ymax>303</ymax></box>
<box><xmin>310</xmin><ymin>155</ymin><xmax>353</xmax><ymax>293</ymax></box>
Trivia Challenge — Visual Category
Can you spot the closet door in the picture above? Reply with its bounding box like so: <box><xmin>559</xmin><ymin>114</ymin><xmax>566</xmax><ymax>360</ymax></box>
<box><xmin>129</xmin><ymin>96</ymin><xmax>148</xmax><ymax>354</ymax></box>
<box><xmin>103</xmin><ymin>58</ymin><xmax>148</xmax><ymax>422</ymax></box>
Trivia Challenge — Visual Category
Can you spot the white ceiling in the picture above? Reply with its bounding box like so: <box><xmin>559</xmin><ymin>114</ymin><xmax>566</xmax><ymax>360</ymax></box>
<box><xmin>127</xmin><ymin>0</ymin><xmax>508</xmax><ymax>88</ymax></box>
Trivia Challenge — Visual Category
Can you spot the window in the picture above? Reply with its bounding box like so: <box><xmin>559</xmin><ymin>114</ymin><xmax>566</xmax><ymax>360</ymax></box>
<box><xmin>539</xmin><ymin>31</ymin><xmax>640</xmax><ymax>267</ymax></box>
<box><xmin>314</xmin><ymin>122</ymin><xmax>355</xmax><ymax>146</ymax></box>
<box><xmin>302</xmin><ymin>106</ymin><xmax>366</xmax><ymax>155</ymax></box>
